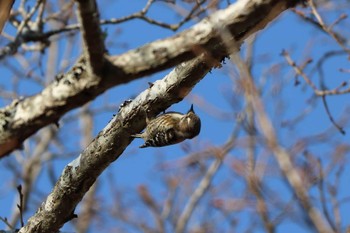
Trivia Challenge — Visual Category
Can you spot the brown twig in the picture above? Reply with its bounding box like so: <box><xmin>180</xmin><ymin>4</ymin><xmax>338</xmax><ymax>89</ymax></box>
<box><xmin>282</xmin><ymin>50</ymin><xmax>350</xmax><ymax>96</ymax></box>
<box><xmin>0</xmin><ymin>0</ymin><xmax>202</xmax><ymax>60</ymax></box>
<box><xmin>175</xmin><ymin>131</ymin><xmax>237</xmax><ymax>233</ymax></box>
<box><xmin>9</xmin><ymin>127</ymin><xmax>57</xmax><ymax>227</ymax></box>
<box><xmin>328</xmin><ymin>13</ymin><xmax>347</xmax><ymax>31</ymax></box>
<box><xmin>0</xmin><ymin>216</ymin><xmax>15</xmax><ymax>229</ymax></box>
<box><xmin>321</xmin><ymin>96</ymin><xmax>345</xmax><ymax>135</ymax></box>
<box><xmin>330</xmin><ymin>162</ymin><xmax>345</xmax><ymax>232</ymax></box>
<box><xmin>16</xmin><ymin>185</ymin><xmax>24</xmax><ymax>227</ymax></box>
<box><xmin>316</xmin><ymin>159</ymin><xmax>337</xmax><ymax>232</ymax></box>
<box><xmin>0</xmin><ymin>0</ymin><xmax>15</xmax><ymax>33</ymax></box>
<box><xmin>230</xmin><ymin>51</ymin><xmax>334</xmax><ymax>233</ymax></box>
<box><xmin>138</xmin><ymin>185</ymin><xmax>165</xmax><ymax>233</ymax></box>
<box><xmin>294</xmin><ymin>1</ymin><xmax>350</xmax><ymax>53</ymax></box>
<box><xmin>282</xmin><ymin>50</ymin><xmax>347</xmax><ymax>134</ymax></box>
<box><xmin>0</xmin><ymin>0</ymin><xmax>295</xmax><ymax>158</ymax></box>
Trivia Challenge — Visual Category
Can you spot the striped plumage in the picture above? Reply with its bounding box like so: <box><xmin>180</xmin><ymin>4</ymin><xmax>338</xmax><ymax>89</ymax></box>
<box><xmin>132</xmin><ymin>105</ymin><xmax>201</xmax><ymax>148</ymax></box>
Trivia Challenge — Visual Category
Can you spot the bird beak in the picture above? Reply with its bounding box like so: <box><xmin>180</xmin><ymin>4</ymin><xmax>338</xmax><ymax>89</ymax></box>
<box><xmin>188</xmin><ymin>104</ymin><xmax>194</xmax><ymax>113</ymax></box>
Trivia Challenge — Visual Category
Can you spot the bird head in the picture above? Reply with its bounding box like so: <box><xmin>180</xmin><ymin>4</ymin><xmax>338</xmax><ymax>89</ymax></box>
<box><xmin>179</xmin><ymin>104</ymin><xmax>201</xmax><ymax>138</ymax></box>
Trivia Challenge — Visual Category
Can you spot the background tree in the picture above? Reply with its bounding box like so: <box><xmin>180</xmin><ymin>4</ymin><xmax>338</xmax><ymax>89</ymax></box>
<box><xmin>0</xmin><ymin>0</ymin><xmax>350</xmax><ymax>233</ymax></box>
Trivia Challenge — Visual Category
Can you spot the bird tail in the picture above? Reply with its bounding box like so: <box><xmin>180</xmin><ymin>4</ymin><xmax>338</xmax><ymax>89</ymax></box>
<box><xmin>131</xmin><ymin>133</ymin><xmax>149</xmax><ymax>148</ymax></box>
<box><xmin>139</xmin><ymin>143</ymin><xmax>149</xmax><ymax>148</ymax></box>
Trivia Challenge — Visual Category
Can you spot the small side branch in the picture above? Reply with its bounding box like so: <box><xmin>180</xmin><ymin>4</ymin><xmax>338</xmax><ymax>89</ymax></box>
<box><xmin>76</xmin><ymin>0</ymin><xmax>106</xmax><ymax>75</ymax></box>
<box><xmin>230</xmin><ymin>52</ymin><xmax>334</xmax><ymax>233</ymax></box>
<box><xmin>0</xmin><ymin>0</ymin><xmax>14</xmax><ymax>33</ymax></box>
<box><xmin>175</xmin><ymin>135</ymin><xmax>236</xmax><ymax>233</ymax></box>
<box><xmin>282</xmin><ymin>50</ymin><xmax>346</xmax><ymax>134</ymax></box>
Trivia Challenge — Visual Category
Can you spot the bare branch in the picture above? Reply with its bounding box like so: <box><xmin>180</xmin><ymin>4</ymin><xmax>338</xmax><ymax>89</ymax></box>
<box><xmin>0</xmin><ymin>0</ymin><xmax>14</xmax><ymax>33</ymax></box>
<box><xmin>282</xmin><ymin>50</ymin><xmax>346</xmax><ymax>133</ymax></box>
<box><xmin>282</xmin><ymin>50</ymin><xmax>350</xmax><ymax>96</ymax></box>
<box><xmin>138</xmin><ymin>185</ymin><xmax>165</xmax><ymax>233</ymax></box>
<box><xmin>17</xmin><ymin>55</ymin><xmax>212</xmax><ymax>233</ymax></box>
<box><xmin>0</xmin><ymin>0</ymin><xmax>201</xmax><ymax>59</ymax></box>
<box><xmin>230</xmin><ymin>52</ymin><xmax>334</xmax><ymax>233</ymax></box>
<box><xmin>9</xmin><ymin>127</ymin><xmax>57</xmax><ymax>227</ymax></box>
<box><xmin>75</xmin><ymin>0</ymin><xmax>106</xmax><ymax>75</ymax></box>
<box><xmin>317</xmin><ymin>159</ymin><xmax>338</xmax><ymax>232</ymax></box>
<box><xmin>175</xmin><ymin>134</ymin><xmax>236</xmax><ymax>233</ymax></box>
<box><xmin>293</xmin><ymin>2</ymin><xmax>350</xmax><ymax>53</ymax></box>
<box><xmin>0</xmin><ymin>0</ymin><xmax>299</xmax><ymax>157</ymax></box>
<box><xmin>16</xmin><ymin>185</ymin><xmax>24</xmax><ymax>227</ymax></box>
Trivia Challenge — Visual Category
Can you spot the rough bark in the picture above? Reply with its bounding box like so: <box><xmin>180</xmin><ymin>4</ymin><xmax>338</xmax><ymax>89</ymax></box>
<box><xmin>15</xmin><ymin>0</ymin><xmax>302</xmax><ymax>232</ymax></box>
<box><xmin>0</xmin><ymin>0</ymin><xmax>299</xmax><ymax>158</ymax></box>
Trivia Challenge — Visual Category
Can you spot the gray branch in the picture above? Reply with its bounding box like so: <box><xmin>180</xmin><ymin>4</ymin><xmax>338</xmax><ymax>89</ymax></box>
<box><xmin>14</xmin><ymin>0</ymin><xmax>302</xmax><ymax>232</ymax></box>
<box><xmin>0</xmin><ymin>0</ymin><xmax>300</xmax><ymax>158</ymax></box>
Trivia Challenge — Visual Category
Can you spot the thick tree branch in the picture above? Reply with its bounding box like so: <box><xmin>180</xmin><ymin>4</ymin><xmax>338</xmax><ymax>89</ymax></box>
<box><xmin>0</xmin><ymin>0</ymin><xmax>14</xmax><ymax>33</ymax></box>
<box><xmin>15</xmin><ymin>0</ymin><xmax>303</xmax><ymax>232</ymax></box>
<box><xmin>18</xmin><ymin>55</ymin><xmax>212</xmax><ymax>233</ymax></box>
<box><xmin>0</xmin><ymin>0</ymin><xmax>301</xmax><ymax>158</ymax></box>
<box><xmin>75</xmin><ymin>0</ymin><xmax>106</xmax><ymax>75</ymax></box>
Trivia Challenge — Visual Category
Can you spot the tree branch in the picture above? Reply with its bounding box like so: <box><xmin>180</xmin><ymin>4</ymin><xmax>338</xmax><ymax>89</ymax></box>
<box><xmin>175</xmin><ymin>134</ymin><xmax>236</xmax><ymax>233</ymax></box>
<box><xmin>0</xmin><ymin>0</ymin><xmax>301</xmax><ymax>158</ymax></box>
<box><xmin>14</xmin><ymin>0</ymin><xmax>304</xmax><ymax>232</ymax></box>
<box><xmin>230</xmin><ymin>51</ymin><xmax>334</xmax><ymax>233</ymax></box>
<box><xmin>0</xmin><ymin>0</ymin><xmax>14</xmax><ymax>33</ymax></box>
<box><xmin>75</xmin><ymin>0</ymin><xmax>106</xmax><ymax>75</ymax></box>
<box><xmin>18</xmin><ymin>55</ymin><xmax>212</xmax><ymax>233</ymax></box>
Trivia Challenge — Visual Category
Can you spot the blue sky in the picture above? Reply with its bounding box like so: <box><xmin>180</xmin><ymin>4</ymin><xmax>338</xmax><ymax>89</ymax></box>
<box><xmin>1</xmin><ymin>0</ymin><xmax>350</xmax><ymax>232</ymax></box>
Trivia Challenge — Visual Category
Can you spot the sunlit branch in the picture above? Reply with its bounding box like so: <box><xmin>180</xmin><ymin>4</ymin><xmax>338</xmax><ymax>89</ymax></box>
<box><xmin>0</xmin><ymin>0</ymin><xmax>298</xmax><ymax>158</ymax></box>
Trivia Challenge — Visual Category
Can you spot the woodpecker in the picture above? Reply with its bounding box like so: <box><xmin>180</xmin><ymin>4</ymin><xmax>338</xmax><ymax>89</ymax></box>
<box><xmin>132</xmin><ymin>105</ymin><xmax>201</xmax><ymax>148</ymax></box>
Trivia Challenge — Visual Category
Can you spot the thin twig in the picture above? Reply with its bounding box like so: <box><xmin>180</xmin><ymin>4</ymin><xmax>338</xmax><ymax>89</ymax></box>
<box><xmin>230</xmin><ymin>52</ymin><xmax>334</xmax><ymax>233</ymax></box>
<box><xmin>282</xmin><ymin>50</ymin><xmax>350</xmax><ymax>96</ymax></box>
<box><xmin>321</xmin><ymin>96</ymin><xmax>345</xmax><ymax>134</ymax></box>
<box><xmin>0</xmin><ymin>0</ymin><xmax>195</xmax><ymax>60</ymax></box>
<box><xmin>297</xmin><ymin>1</ymin><xmax>350</xmax><ymax>53</ymax></box>
<box><xmin>17</xmin><ymin>0</ymin><xmax>44</xmax><ymax>35</ymax></box>
<box><xmin>138</xmin><ymin>186</ymin><xmax>165</xmax><ymax>233</ymax></box>
<box><xmin>16</xmin><ymin>185</ymin><xmax>24</xmax><ymax>227</ymax></box>
<box><xmin>0</xmin><ymin>216</ymin><xmax>15</xmax><ymax>230</ymax></box>
<box><xmin>282</xmin><ymin>50</ymin><xmax>346</xmax><ymax>134</ymax></box>
<box><xmin>175</xmin><ymin>131</ymin><xmax>237</xmax><ymax>233</ymax></box>
<box><xmin>316</xmin><ymin>159</ymin><xmax>337</xmax><ymax>232</ymax></box>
